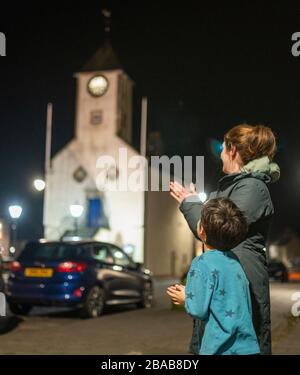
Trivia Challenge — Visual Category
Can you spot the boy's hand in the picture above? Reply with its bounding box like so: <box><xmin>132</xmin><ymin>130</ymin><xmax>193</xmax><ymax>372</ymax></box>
<box><xmin>166</xmin><ymin>284</ymin><xmax>185</xmax><ymax>305</ymax></box>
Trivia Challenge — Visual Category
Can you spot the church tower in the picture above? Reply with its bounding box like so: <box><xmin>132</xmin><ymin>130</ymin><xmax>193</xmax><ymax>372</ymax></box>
<box><xmin>43</xmin><ymin>32</ymin><xmax>145</xmax><ymax>263</ymax></box>
<box><xmin>43</xmin><ymin>15</ymin><xmax>194</xmax><ymax>274</ymax></box>
<box><xmin>74</xmin><ymin>40</ymin><xmax>134</xmax><ymax>150</ymax></box>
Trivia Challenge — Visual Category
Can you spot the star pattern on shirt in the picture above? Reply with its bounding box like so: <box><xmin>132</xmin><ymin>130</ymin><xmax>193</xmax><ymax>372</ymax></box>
<box><xmin>186</xmin><ymin>292</ymin><xmax>194</xmax><ymax>300</ymax></box>
<box><xmin>219</xmin><ymin>289</ymin><xmax>226</xmax><ymax>296</ymax></box>
<box><xmin>225</xmin><ymin>309</ymin><xmax>235</xmax><ymax>317</ymax></box>
<box><xmin>211</xmin><ymin>269</ymin><xmax>220</xmax><ymax>279</ymax></box>
<box><xmin>209</xmin><ymin>283</ymin><xmax>215</xmax><ymax>290</ymax></box>
<box><xmin>189</xmin><ymin>269</ymin><xmax>196</xmax><ymax>277</ymax></box>
<box><xmin>237</xmin><ymin>273</ymin><xmax>242</xmax><ymax>280</ymax></box>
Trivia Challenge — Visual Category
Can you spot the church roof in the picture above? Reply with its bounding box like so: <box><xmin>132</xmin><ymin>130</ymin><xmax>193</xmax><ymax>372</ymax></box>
<box><xmin>81</xmin><ymin>39</ymin><xmax>122</xmax><ymax>72</ymax></box>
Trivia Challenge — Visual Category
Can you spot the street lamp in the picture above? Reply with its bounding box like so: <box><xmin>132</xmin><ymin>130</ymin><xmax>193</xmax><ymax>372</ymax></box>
<box><xmin>69</xmin><ymin>204</ymin><xmax>84</xmax><ymax>235</ymax></box>
<box><xmin>8</xmin><ymin>205</ymin><xmax>22</xmax><ymax>219</ymax></box>
<box><xmin>8</xmin><ymin>205</ymin><xmax>22</xmax><ymax>256</ymax></box>
<box><xmin>33</xmin><ymin>179</ymin><xmax>46</xmax><ymax>191</ymax></box>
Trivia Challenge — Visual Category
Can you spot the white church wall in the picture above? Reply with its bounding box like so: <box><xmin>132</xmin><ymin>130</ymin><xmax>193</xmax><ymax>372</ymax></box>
<box><xmin>104</xmin><ymin>190</ymin><xmax>145</xmax><ymax>263</ymax></box>
<box><xmin>43</xmin><ymin>142</ymin><xmax>96</xmax><ymax>240</ymax></box>
<box><xmin>44</xmin><ymin>133</ymin><xmax>146</xmax><ymax>264</ymax></box>
<box><xmin>93</xmin><ymin>136</ymin><xmax>145</xmax><ymax>263</ymax></box>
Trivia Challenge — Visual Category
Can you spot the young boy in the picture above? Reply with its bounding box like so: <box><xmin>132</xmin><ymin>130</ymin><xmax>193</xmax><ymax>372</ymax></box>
<box><xmin>167</xmin><ymin>197</ymin><xmax>260</xmax><ymax>355</ymax></box>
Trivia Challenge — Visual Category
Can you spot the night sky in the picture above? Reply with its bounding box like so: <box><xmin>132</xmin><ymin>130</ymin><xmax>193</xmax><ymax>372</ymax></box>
<box><xmin>0</xmin><ymin>1</ymin><xmax>300</xmax><ymax>241</ymax></box>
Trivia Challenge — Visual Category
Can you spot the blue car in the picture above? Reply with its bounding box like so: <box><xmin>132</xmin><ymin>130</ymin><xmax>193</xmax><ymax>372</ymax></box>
<box><xmin>6</xmin><ymin>240</ymin><xmax>153</xmax><ymax>318</ymax></box>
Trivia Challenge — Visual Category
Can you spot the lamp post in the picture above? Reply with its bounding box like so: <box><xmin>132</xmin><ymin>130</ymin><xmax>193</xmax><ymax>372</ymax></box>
<box><xmin>8</xmin><ymin>205</ymin><xmax>22</xmax><ymax>255</ymax></box>
<box><xmin>31</xmin><ymin>178</ymin><xmax>46</xmax><ymax>239</ymax></box>
<box><xmin>69</xmin><ymin>204</ymin><xmax>84</xmax><ymax>235</ymax></box>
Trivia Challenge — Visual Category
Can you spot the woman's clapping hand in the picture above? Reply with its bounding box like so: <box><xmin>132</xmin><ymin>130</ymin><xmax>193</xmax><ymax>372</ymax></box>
<box><xmin>169</xmin><ymin>181</ymin><xmax>197</xmax><ymax>204</ymax></box>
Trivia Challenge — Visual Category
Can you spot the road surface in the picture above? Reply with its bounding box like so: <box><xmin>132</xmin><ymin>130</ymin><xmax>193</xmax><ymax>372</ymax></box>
<box><xmin>0</xmin><ymin>280</ymin><xmax>299</xmax><ymax>354</ymax></box>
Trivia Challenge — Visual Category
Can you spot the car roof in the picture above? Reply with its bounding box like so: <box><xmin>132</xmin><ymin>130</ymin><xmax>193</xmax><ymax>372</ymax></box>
<box><xmin>26</xmin><ymin>240</ymin><xmax>121</xmax><ymax>248</ymax></box>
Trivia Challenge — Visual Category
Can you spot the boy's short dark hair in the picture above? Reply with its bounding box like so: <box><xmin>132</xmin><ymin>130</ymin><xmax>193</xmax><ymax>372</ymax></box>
<box><xmin>200</xmin><ymin>197</ymin><xmax>248</xmax><ymax>251</ymax></box>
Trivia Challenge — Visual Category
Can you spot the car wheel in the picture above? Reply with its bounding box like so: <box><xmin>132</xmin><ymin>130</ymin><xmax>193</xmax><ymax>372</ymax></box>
<box><xmin>137</xmin><ymin>282</ymin><xmax>153</xmax><ymax>309</ymax></box>
<box><xmin>79</xmin><ymin>286</ymin><xmax>105</xmax><ymax>319</ymax></box>
<box><xmin>9</xmin><ymin>302</ymin><xmax>32</xmax><ymax>316</ymax></box>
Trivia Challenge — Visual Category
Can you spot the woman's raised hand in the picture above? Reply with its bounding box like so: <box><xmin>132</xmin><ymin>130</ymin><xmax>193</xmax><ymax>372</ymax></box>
<box><xmin>169</xmin><ymin>181</ymin><xmax>197</xmax><ymax>204</ymax></box>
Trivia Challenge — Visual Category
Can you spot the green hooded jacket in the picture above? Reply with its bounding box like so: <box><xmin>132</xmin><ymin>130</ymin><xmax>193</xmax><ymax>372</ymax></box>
<box><xmin>179</xmin><ymin>156</ymin><xmax>280</xmax><ymax>355</ymax></box>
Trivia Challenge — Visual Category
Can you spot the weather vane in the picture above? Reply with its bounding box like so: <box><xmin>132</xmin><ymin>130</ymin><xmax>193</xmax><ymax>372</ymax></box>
<box><xmin>102</xmin><ymin>8</ymin><xmax>112</xmax><ymax>34</ymax></box>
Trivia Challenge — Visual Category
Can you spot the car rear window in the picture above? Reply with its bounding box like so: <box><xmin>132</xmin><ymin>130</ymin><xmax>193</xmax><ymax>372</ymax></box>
<box><xmin>18</xmin><ymin>243</ymin><xmax>88</xmax><ymax>261</ymax></box>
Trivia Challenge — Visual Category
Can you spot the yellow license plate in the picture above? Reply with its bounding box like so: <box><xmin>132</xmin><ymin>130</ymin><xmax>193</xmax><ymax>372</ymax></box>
<box><xmin>24</xmin><ymin>268</ymin><xmax>53</xmax><ymax>278</ymax></box>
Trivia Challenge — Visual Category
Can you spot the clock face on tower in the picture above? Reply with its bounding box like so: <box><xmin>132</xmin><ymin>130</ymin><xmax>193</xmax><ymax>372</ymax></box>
<box><xmin>87</xmin><ymin>75</ymin><xmax>109</xmax><ymax>97</ymax></box>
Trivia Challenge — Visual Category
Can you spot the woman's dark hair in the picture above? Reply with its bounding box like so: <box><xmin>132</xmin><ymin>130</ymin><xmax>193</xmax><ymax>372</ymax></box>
<box><xmin>200</xmin><ymin>197</ymin><xmax>248</xmax><ymax>251</ymax></box>
<box><xmin>224</xmin><ymin>124</ymin><xmax>276</xmax><ymax>164</ymax></box>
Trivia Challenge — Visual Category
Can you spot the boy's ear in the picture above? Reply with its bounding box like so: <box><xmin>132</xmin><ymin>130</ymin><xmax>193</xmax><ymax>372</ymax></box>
<box><xmin>198</xmin><ymin>224</ymin><xmax>206</xmax><ymax>242</ymax></box>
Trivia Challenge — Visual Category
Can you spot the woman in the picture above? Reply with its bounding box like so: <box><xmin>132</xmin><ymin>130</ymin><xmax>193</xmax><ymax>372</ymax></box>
<box><xmin>170</xmin><ymin>124</ymin><xmax>280</xmax><ymax>355</ymax></box>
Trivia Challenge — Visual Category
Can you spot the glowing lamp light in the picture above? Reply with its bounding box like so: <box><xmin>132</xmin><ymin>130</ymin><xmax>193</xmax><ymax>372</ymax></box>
<box><xmin>69</xmin><ymin>204</ymin><xmax>84</xmax><ymax>218</ymax></box>
<box><xmin>8</xmin><ymin>205</ymin><xmax>22</xmax><ymax>219</ymax></box>
<box><xmin>33</xmin><ymin>179</ymin><xmax>46</xmax><ymax>191</ymax></box>
<box><xmin>9</xmin><ymin>246</ymin><xmax>16</xmax><ymax>254</ymax></box>
<box><xmin>123</xmin><ymin>244</ymin><xmax>135</xmax><ymax>256</ymax></box>
<box><xmin>198</xmin><ymin>192</ymin><xmax>207</xmax><ymax>203</ymax></box>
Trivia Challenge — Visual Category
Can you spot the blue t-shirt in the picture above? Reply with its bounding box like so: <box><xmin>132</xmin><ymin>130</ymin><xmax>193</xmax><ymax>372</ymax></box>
<box><xmin>184</xmin><ymin>249</ymin><xmax>260</xmax><ymax>355</ymax></box>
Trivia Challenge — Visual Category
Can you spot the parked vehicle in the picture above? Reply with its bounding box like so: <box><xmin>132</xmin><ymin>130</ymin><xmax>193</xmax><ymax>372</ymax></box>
<box><xmin>268</xmin><ymin>260</ymin><xmax>288</xmax><ymax>282</ymax></box>
<box><xmin>288</xmin><ymin>267</ymin><xmax>300</xmax><ymax>281</ymax></box>
<box><xmin>6</xmin><ymin>240</ymin><xmax>153</xmax><ymax>318</ymax></box>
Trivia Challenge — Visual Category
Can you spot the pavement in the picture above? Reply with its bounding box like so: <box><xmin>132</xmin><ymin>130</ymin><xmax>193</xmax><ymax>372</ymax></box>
<box><xmin>270</xmin><ymin>283</ymin><xmax>300</xmax><ymax>355</ymax></box>
<box><xmin>0</xmin><ymin>279</ymin><xmax>299</xmax><ymax>355</ymax></box>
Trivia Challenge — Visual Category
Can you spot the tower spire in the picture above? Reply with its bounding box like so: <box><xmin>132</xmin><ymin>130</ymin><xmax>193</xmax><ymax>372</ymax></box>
<box><xmin>102</xmin><ymin>8</ymin><xmax>112</xmax><ymax>36</ymax></box>
<box><xmin>81</xmin><ymin>8</ymin><xmax>121</xmax><ymax>72</ymax></box>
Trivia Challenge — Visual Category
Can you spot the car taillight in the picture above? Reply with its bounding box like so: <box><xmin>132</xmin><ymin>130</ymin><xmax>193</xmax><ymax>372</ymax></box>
<box><xmin>10</xmin><ymin>261</ymin><xmax>22</xmax><ymax>272</ymax></box>
<box><xmin>73</xmin><ymin>287</ymin><xmax>85</xmax><ymax>297</ymax></box>
<box><xmin>289</xmin><ymin>272</ymin><xmax>300</xmax><ymax>281</ymax></box>
<box><xmin>56</xmin><ymin>261</ymin><xmax>87</xmax><ymax>273</ymax></box>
